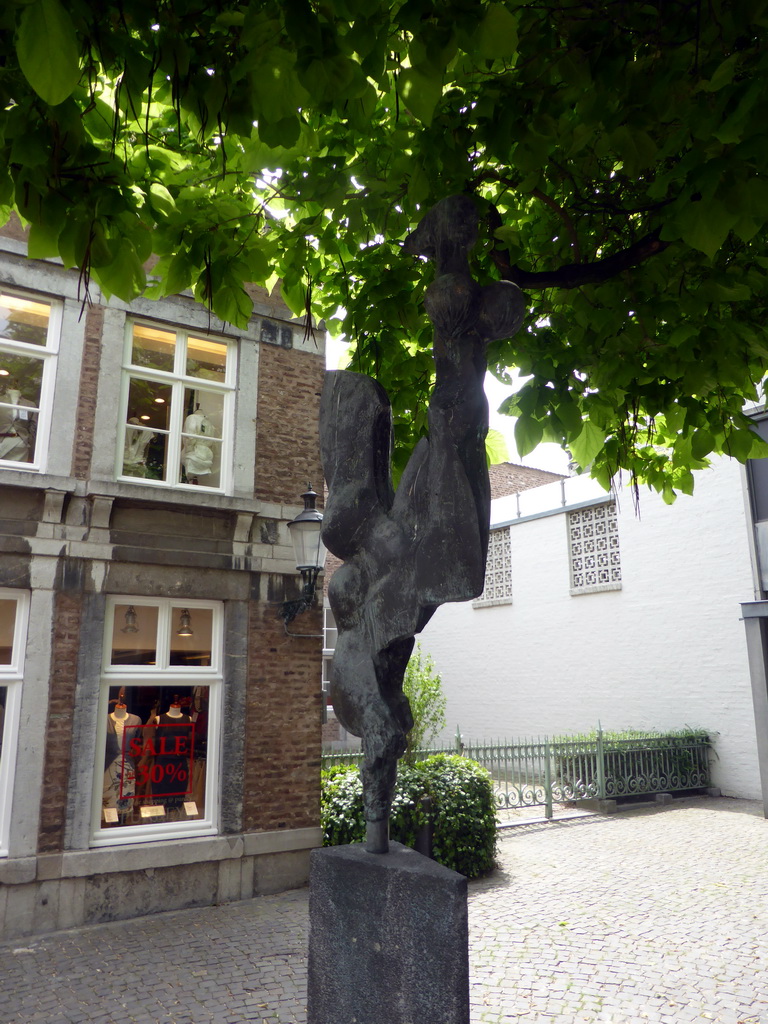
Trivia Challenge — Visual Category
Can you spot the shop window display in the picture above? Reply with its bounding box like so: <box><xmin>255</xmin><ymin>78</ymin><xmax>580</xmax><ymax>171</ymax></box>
<box><xmin>102</xmin><ymin>683</ymin><xmax>210</xmax><ymax>827</ymax></box>
<box><xmin>93</xmin><ymin>599</ymin><xmax>221</xmax><ymax>844</ymax></box>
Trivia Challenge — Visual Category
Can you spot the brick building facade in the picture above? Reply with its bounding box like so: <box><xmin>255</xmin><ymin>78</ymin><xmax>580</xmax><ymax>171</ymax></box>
<box><xmin>0</xmin><ymin>227</ymin><xmax>324</xmax><ymax>939</ymax></box>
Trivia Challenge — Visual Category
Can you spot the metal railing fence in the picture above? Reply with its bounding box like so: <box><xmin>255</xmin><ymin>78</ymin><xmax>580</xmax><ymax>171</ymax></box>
<box><xmin>321</xmin><ymin>729</ymin><xmax>712</xmax><ymax>818</ymax></box>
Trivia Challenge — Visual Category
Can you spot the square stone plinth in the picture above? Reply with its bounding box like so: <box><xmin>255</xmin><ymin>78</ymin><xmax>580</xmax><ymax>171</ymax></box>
<box><xmin>307</xmin><ymin>841</ymin><xmax>469</xmax><ymax>1024</ymax></box>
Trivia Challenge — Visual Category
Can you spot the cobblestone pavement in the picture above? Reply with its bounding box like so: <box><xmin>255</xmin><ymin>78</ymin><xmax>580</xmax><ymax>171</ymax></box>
<box><xmin>1</xmin><ymin>797</ymin><xmax>766</xmax><ymax>1024</ymax></box>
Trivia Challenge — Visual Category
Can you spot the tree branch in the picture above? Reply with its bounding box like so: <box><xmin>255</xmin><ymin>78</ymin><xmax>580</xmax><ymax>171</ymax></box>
<box><xmin>531</xmin><ymin>187</ymin><xmax>581</xmax><ymax>261</ymax></box>
<box><xmin>491</xmin><ymin>230</ymin><xmax>669</xmax><ymax>289</ymax></box>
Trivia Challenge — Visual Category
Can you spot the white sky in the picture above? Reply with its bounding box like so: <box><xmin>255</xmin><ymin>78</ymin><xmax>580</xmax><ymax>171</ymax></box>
<box><xmin>325</xmin><ymin>335</ymin><xmax>570</xmax><ymax>475</ymax></box>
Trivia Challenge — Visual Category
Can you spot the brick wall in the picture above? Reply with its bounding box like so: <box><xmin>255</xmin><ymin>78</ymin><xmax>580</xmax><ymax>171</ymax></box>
<box><xmin>72</xmin><ymin>304</ymin><xmax>105</xmax><ymax>479</ymax></box>
<box><xmin>243</xmin><ymin>594</ymin><xmax>322</xmax><ymax>832</ymax></box>
<box><xmin>37</xmin><ymin>591</ymin><xmax>82</xmax><ymax>853</ymax></box>
<box><xmin>488</xmin><ymin>461</ymin><xmax>564</xmax><ymax>499</ymax></box>
<box><xmin>255</xmin><ymin>344</ymin><xmax>325</xmax><ymax>505</ymax></box>
<box><xmin>0</xmin><ymin>214</ymin><xmax>27</xmax><ymax>244</ymax></box>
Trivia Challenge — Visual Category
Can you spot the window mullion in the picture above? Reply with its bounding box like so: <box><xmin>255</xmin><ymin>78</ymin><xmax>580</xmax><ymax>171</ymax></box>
<box><xmin>157</xmin><ymin>603</ymin><xmax>171</xmax><ymax>670</ymax></box>
<box><xmin>166</xmin><ymin>379</ymin><xmax>185</xmax><ymax>486</ymax></box>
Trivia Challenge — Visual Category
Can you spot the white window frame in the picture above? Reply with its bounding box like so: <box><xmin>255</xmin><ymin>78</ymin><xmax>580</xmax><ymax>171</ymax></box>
<box><xmin>567</xmin><ymin>501</ymin><xmax>623</xmax><ymax>595</ymax></box>
<box><xmin>0</xmin><ymin>590</ymin><xmax>30</xmax><ymax>858</ymax></box>
<box><xmin>473</xmin><ymin>526</ymin><xmax>513</xmax><ymax>608</ymax></box>
<box><xmin>90</xmin><ymin>596</ymin><xmax>224</xmax><ymax>847</ymax></box>
<box><xmin>116</xmin><ymin>319</ymin><xmax>237</xmax><ymax>493</ymax></box>
<box><xmin>322</xmin><ymin>605</ymin><xmax>337</xmax><ymax>698</ymax></box>
<box><xmin>0</xmin><ymin>288</ymin><xmax>62</xmax><ymax>474</ymax></box>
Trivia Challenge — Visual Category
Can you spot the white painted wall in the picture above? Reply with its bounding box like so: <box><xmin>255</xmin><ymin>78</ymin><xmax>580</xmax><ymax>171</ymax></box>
<box><xmin>419</xmin><ymin>457</ymin><xmax>763</xmax><ymax>799</ymax></box>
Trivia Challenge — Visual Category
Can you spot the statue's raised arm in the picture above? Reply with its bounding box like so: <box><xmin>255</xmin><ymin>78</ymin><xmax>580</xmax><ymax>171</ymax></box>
<box><xmin>321</xmin><ymin>195</ymin><xmax>526</xmax><ymax>853</ymax></box>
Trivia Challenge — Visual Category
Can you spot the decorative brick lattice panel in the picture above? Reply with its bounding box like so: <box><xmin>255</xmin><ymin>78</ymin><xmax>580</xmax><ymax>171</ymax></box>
<box><xmin>473</xmin><ymin>527</ymin><xmax>512</xmax><ymax>607</ymax></box>
<box><xmin>568</xmin><ymin>503</ymin><xmax>622</xmax><ymax>594</ymax></box>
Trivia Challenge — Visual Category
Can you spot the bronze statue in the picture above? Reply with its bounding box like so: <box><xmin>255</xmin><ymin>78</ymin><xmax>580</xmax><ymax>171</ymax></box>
<box><xmin>321</xmin><ymin>195</ymin><xmax>525</xmax><ymax>853</ymax></box>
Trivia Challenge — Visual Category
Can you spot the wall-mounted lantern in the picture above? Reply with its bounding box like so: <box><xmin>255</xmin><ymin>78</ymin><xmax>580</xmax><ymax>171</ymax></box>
<box><xmin>281</xmin><ymin>485</ymin><xmax>326</xmax><ymax>625</ymax></box>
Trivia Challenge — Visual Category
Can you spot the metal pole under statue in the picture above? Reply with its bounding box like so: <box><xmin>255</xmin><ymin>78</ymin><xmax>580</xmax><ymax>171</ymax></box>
<box><xmin>307</xmin><ymin>195</ymin><xmax>525</xmax><ymax>1024</ymax></box>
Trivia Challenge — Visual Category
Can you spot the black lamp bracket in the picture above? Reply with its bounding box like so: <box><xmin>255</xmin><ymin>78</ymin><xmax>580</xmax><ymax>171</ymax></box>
<box><xmin>280</xmin><ymin>566</ymin><xmax>321</xmax><ymax>626</ymax></box>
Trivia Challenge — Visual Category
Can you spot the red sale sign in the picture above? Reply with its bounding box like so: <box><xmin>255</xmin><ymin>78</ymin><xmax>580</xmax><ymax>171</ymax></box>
<box><xmin>119</xmin><ymin>721</ymin><xmax>195</xmax><ymax>800</ymax></box>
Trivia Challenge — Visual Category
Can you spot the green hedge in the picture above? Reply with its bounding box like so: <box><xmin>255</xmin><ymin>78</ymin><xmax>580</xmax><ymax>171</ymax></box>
<box><xmin>320</xmin><ymin>754</ymin><xmax>497</xmax><ymax>879</ymax></box>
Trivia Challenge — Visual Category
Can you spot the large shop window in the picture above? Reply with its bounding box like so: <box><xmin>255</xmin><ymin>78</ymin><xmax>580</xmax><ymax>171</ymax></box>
<box><xmin>91</xmin><ymin>598</ymin><xmax>223</xmax><ymax>846</ymax></box>
<box><xmin>118</xmin><ymin>321</ymin><xmax>235</xmax><ymax>491</ymax></box>
<box><xmin>0</xmin><ymin>290</ymin><xmax>61</xmax><ymax>471</ymax></box>
<box><xmin>0</xmin><ymin>591</ymin><xmax>29</xmax><ymax>857</ymax></box>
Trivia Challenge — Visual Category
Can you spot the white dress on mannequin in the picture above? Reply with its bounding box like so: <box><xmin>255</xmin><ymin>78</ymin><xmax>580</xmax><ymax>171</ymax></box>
<box><xmin>123</xmin><ymin>417</ymin><xmax>154</xmax><ymax>474</ymax></box>
<box><xmin>0</xmin><ymin>389</ymin><xmax>36</xmax><ymax>462</ymax></box>
<box><xmin>181</xmin><ymin>409</ymin><xmax>215</xmax><ymax>480</ymax></box>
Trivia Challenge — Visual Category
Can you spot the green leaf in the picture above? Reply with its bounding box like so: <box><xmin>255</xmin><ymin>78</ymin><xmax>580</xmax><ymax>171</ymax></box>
<box><xmin>705</xmin><ymin>53</ymin><xmax>739</xmax><ymax>92</ymax></box>
<box><xmin>485</xmin><ymin>428</ymin><xmax>510</xmax><ymax>466</ymax></box>
<box><xmin>724</xmin><ymin>428</ymin><xmax>757</xmax><ymax>462</ymax></box>
<box><xmin>678</xmin><ymin>200</ymin><xmax>736</xmax><ymax>259</ymax></box>
<box><xmin>678</xmin><ymin>470</ymin><xmax>695</xmax><ymax>495</ymax></box>
<box><xmin>94</xmin><ymin>239</ymin><xmax>146</xmax><ymax>303</ymax></box>
<box><xmin>57</xmin><ymin>217</ymin><xmax>91</xmax><ymax>269</ymax></box>
<box><xmin>554</xmin><ymin>395</ymin><xmax>583</xmax><ymax>435</ymax></box>
<box><xmin>281</xmin><ymin>276</ymin><xmax>307</xmax><ymax>317</ymax></box>
<box><xmin>250</xmin><ymin>47</ymin><xmax>310</xmax><ymax>123</ymax></box>
<box><xmin>397</xmin><ymin>68</ymin><xmax>443</xmax><ymax>126</ymax></box>
<box><xmin>165</xmin><ymin>249</ymin><xmax>194</xmax><ymax>295</ymax></box>
<box><xmin>568</xmin><ymin>420</ymin><xmax>605</xmax><ymax>469</ymax></box>
<box><xmin>212</xmin><ymin>284</ymin><xmax>253</xmax><ymax>326</ymax></box>
<box><xmin>300</xmin><ymin>55</ymin><xmax>360</xmax><ymax>102</ymax></box>
<box><xmin>259</xmin><ymin>116</ymin><xmax>302</xmax><ymax>149</ymax></box>
<box><xmin>474</xmin><ymin>5</ymin><xmax>519</xmax><ymax>60</ymax></box>
<box><xmin>690</xmin><ymin>428</ymin><xmax>714</xmax><ymax>460</ymax></box>
<box><xmin>246</xmin><ymin>246</ymin><xmax>271</xmax><ymax>285</ymax></box>
<box><xmin>16</xmin><ymin>0</ymin><xmax>81</xmax><ymax>106</ymax></box>
<box><xmin>147</xmin><ymin>183</ymin><xmax>176</xmax><ymax>220</ymax></box>
<box><xmin>27</xmin><ymin>202</ymin><xmax>65</xmax><ymax>258</ymax></box>
<box><xmin>514</xmin><ymin>415</ymin><xmax>544</xmax><ymax>457</ymax></box>
<box><xmin>407</xmin><ymin>160</ymin><xmax>430</xmax><ymax>205</ymax></box>
<box><xmin>663</xmin><ymin>404</ymin><xmax>686</xmax><ymax>433</ymax></box>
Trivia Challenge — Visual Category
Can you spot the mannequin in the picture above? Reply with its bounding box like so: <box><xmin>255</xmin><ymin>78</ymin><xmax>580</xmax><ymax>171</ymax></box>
<box><xmin>180</xmin><ymin>405</ymin><xmax>215</xmax><ymax>484</ymax></box>
<box><xmin>123</xmin><ymin>416</ymin><xmax>154</xmax><ymax>476</ymax></box>
<box><xmin>151</xmin><ymin>701</ymin><xmax>194</xmax><ymax>814</ymax></box>
<box><xmin>111</xmin><ymin>701</ymin><xmax>141</xmax><ymax>730</ymax></box>
<box><xmin>103</xmin><ymin>702</ymin><xmax>142</xmax><ymax>820</ymax></box>
<box><xmin>0</xmin><ymin>387</ymin><xmax>36</xmax><ymax>462</ymax></box>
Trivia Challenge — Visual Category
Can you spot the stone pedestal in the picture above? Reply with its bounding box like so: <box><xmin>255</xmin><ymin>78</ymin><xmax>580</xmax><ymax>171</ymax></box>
<box><xmin>307</xmin><ymin>842</ymin><xmax>469</xmax><ymax>1024</ymax></box>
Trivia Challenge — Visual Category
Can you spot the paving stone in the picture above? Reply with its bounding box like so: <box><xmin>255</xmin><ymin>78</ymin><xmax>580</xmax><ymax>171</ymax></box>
<box><xmin>1</xmin><ymin>797</ymin><xmax>766</xmax><ymax>1023</ymax></box>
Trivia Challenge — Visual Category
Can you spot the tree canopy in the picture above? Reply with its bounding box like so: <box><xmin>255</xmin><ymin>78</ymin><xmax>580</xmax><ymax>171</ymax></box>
<box><xmin>3</xmin><ymin>0</ymin><xmax>768</xmax><ymax>496</ymax></box>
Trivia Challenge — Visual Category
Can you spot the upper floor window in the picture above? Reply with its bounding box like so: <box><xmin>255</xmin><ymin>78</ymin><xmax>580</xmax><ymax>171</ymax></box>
<box><xmin>0</xmin><ymin>290</ymin><xmax>60</xmax><ymax>471</ymax></box>
<box><xmin>568</xmin><ymin>502</ymin><xmax>622</xmax><ymax>595</ymax></box>
<box><xmin>118</xmin><ymin>321</ymin><xmax>235</xmax><ymax>491</ymax></box>
<box><xmin>473</xmin><ymin>527</ymin><xmax>513</xmax><ymax>608</ymax></box>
